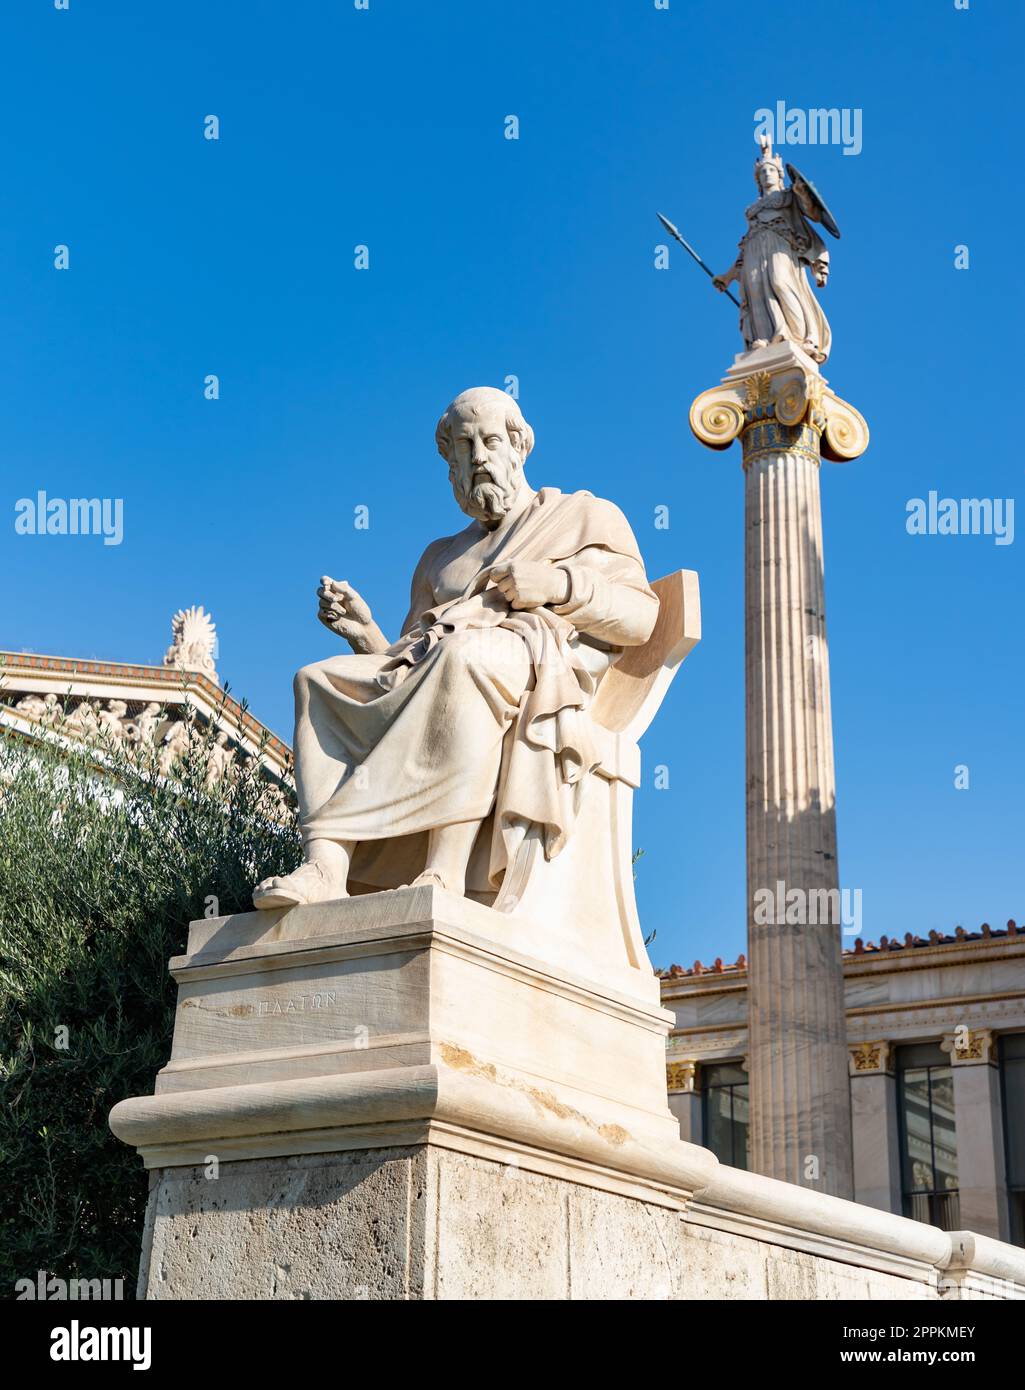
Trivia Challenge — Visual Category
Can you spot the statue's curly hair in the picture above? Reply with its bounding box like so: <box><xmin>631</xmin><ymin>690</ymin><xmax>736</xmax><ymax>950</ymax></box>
<box><xmin>435</xmin><ymin>387</ymin><xmax>534</xmax><ymax>464</ymax></box>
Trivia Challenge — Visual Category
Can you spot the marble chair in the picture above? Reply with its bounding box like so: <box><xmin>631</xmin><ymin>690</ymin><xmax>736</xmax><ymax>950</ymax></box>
<box><xmin>486</xmin><ymin>569</ymin><xmax>701</xmax><ymax>990</ymax></box>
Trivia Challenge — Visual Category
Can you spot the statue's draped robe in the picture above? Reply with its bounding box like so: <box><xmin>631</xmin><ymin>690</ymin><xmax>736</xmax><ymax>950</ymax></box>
<box><xmin>294</xmin><ymin>488</ymin><xmax>658</xmax><ymax>894</ymax></box>
<box><xmin>734</xmin><ymin>188</ymin><xmax>832</xmax><ymax>363</ymax></box>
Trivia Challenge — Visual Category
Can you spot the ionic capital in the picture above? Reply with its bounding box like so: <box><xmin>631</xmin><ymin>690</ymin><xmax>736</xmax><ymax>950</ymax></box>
<box><xmin>689</xmin><ymin>357</ymin><xmax>869</xmax><ymax>463</ymax></box>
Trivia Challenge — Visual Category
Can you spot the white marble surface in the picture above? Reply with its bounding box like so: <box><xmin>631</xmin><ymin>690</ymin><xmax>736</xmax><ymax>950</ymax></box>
<box><xmin>113</xmin><ymin>895</ymin><xmax>1025</xmax><ymax>1300</ymax></box>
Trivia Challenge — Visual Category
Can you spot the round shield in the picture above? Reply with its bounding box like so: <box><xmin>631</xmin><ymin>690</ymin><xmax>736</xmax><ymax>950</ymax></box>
<box><xmin>786</xmin><ymin>162</ymin><xmax>841</xmax><ymax>238</ymax></box>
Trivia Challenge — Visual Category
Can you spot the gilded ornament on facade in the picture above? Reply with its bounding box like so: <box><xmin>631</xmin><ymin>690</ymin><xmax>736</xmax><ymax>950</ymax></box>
<box><xmin>848</xmin><ymin>1041</ymin><xmax>891</xmax><ymax>1074</ymax></box>
<box><xmin>743</xmin><ymin>371</ymin><xmax>773</xmax><ymax>411</ymax></box>
<box><xmin>666</xmin><ymin>1059</ymin><xmax>697</xmax><ymax>1093</ymax></box>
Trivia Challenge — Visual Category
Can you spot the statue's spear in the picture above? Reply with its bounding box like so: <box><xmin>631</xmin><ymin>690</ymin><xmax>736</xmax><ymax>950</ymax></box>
<box><xmin>657</xmin><ymin>212</ymin><xmax>740</xmax><ymax>308</ymax></box>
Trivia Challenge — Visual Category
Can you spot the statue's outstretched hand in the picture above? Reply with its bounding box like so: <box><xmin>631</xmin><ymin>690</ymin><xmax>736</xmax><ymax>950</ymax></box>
<box><xmin>317</xmin><ymin>577</ymin><xmax>388</xmax><ymax>654</ymax></box>
<box><xmin>712</xmin><ymin>274</ymin><xmax>730</xmax><ymax>292</ymax></box>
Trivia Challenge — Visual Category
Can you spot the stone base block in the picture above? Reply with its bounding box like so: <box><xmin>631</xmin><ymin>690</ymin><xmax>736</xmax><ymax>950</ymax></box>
<box><xmin>110</xmin><ymin>887</ymin><xmax>712</xmax><ymax>1199</ymax></box>
<box><xmin>139</xmin><ymin>1143</ymin><xmax>1019</xmax><ymax>1301</ymax></box>
<box><xmin>140</xmin><ymin>1145</ymin><xmax>690</xmax><ymax>1301</ymax></box>
<box><xmin>114</xmin><ymin>890</ymin><xmax>1025</xmax><ymax>1301</ymax></box>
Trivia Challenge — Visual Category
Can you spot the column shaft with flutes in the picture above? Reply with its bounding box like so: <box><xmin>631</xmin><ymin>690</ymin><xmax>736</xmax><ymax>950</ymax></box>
<box><xmin>691</xmin><ymin>346</ymin><xmax>869</xmax><ymax>1198</ymax></box>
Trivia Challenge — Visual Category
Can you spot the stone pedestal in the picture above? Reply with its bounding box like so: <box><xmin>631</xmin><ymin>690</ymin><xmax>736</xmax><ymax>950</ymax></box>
<box><xmin>110</xmin><ymin>887</ymin><xmax>717</xmax><ymax>1298</ymax></box>
<box><xmin>690</xmin><ymin>344</ymin><xmax>869</xmax><ymax>1199</ymax></box>
<box><xmin>136</xmin><ymin>1145</ymin><xmax>702</xmax><ymax>1301</ymax></box>
<box><xmin>110</xmin><ymin>888</ymin><xmax>1025</xmax><ymax>1299</ymax></box>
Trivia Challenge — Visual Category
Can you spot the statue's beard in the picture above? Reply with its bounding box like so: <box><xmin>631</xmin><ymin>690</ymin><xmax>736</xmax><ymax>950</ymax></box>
<box><xmin>455</xmin><ymin>466</ymin><xmax>519</xmax><ymax>523</ymax></box>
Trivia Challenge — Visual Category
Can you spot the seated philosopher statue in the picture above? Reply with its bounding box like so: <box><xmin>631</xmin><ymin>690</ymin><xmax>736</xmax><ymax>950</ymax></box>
<box><xmin>253</xmin><ymin>387</ymin><xmax>659</xmax><ymax>910</ymax></box>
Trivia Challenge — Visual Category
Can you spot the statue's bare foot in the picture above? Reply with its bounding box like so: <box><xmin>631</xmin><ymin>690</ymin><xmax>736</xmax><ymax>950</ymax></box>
<box><xmin>253</xmin><ymin>860</ymin><xmax>348</xmax><ymax>910</ymax></box>
<box><xmin>409</xmin><ymin>868</ymin><xmax>452</xmax><ymax>891</ymax></box>
<box><xmin>404</xmin><ymin>823</ymin><xmax>477</xmax><ymax>896</ymax></box>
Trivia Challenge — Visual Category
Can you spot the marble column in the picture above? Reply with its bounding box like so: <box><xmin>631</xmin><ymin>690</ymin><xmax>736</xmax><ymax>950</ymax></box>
<box><xmin>690</xmin><ymin>344</ymin><xmax>869</xmax><ymax>1198</ymax></box>
<box><xmin>849</xmin><ymin>1042</ymin><xmax>901</xmax><ymax>1213</ymax></box>
<box><xmin>943</xmin><ymin>1029</ymin><xmax>1010</xmax><ymax>1240</ymax></box>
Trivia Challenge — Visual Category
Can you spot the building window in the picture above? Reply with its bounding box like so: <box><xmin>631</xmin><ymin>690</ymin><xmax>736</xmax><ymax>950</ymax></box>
<box><xmin>701</xmin><ymin>1062</ymin><xmax>749</xmax><ymax>1170</ymax></box>
<box><xmin>1000</xmin><ymin>1033</ymin><xmax>1025</xmax><ymax>1246</ymax></box>
<box><xmin>897</xmin><ymin>1043</ymin><xmax>959</xmax><ymax>1231</ymax></box>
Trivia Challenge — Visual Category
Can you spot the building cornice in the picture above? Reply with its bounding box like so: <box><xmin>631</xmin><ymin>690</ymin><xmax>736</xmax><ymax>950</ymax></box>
<box><xmin>660</xmin><ymin>930</ymin><xmax>1024</xmax><ymax>1001</ymax></box>
<box><xmin>0</xmin><ymin>649</ymin><xmax>290</xmax><ymax>764</ymax></box>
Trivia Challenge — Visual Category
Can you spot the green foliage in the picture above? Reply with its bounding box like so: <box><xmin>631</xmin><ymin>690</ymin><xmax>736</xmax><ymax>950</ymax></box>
<box><xmin>0</xmin><ymin>702</ymin><xmax>301</xmax><ymax>1296</ymax></box>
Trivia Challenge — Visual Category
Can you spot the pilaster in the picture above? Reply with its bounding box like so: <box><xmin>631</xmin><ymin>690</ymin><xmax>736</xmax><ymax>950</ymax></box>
<box><xmin>942</xmin><ymin>1029</ymin><xmax>1010</xmax><ymax>1240</ymax></box>
<box><xmin>849</xmin><ymin>1041</ymin><xmax>901</xmax><ymax>1214</ymax></box>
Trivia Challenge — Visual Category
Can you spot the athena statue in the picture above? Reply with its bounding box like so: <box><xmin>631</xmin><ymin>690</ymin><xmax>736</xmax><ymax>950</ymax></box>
<box><xmin>714</xmin><ymin>138</ymin><xmax>840</xmax><ymax>364</ymax></box>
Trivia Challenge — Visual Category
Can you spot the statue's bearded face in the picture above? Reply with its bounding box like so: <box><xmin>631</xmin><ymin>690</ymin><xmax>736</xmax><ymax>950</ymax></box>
<box><xmin>447</xmin><ymin>403</ymin><xmax>524</xmax><ymax>524</ymax></box>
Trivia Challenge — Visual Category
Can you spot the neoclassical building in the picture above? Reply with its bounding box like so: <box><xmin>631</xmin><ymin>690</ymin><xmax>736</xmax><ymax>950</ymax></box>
<box><xmin>661</xmin><ymin>925</ymin><xmax>1025</xmax><ymax>1246</ymax></box>
<box><xmin>0</xmin><ymin>606</ymin><xmax>292</xmax><ymax>798</ymax></box>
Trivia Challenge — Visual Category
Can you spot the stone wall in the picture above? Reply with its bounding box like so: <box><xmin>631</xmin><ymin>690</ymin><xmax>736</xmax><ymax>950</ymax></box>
<box><xmin>139</xmin><ymin>1145</ymin><xmax>1020</xmax><ymax>1301</ymax></box>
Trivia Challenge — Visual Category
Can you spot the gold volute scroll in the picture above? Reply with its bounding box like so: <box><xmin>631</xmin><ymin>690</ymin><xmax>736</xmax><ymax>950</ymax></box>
<box><xmin>821</xmin><ymin>393</ymin><xmax>870</xmax><ymax>461</ymax></box>
<box><xmin>689</xmin><ymin>386</ymin><xmax>746</xmax><ymax>449</ymax></box>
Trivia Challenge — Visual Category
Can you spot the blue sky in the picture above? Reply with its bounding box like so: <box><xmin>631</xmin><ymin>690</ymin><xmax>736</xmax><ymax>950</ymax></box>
<box><xmin>1</xmin><ymin>0</ymin><xmax>1021</xmax><ymax>968</ymax></box>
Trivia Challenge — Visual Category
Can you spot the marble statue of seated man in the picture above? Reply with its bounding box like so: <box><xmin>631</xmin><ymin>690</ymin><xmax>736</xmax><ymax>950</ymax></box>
<box><xmin>253</xmin><ymin>386</ymin><xmax>659</xmax><ymax>910</ymax></box>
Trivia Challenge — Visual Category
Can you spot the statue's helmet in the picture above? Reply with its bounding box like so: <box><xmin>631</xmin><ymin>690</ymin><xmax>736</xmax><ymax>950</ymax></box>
<box><xmin>754</xmin><ymin>136</ymin><xmax>785</xmax><ymax>190</ymax></box>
